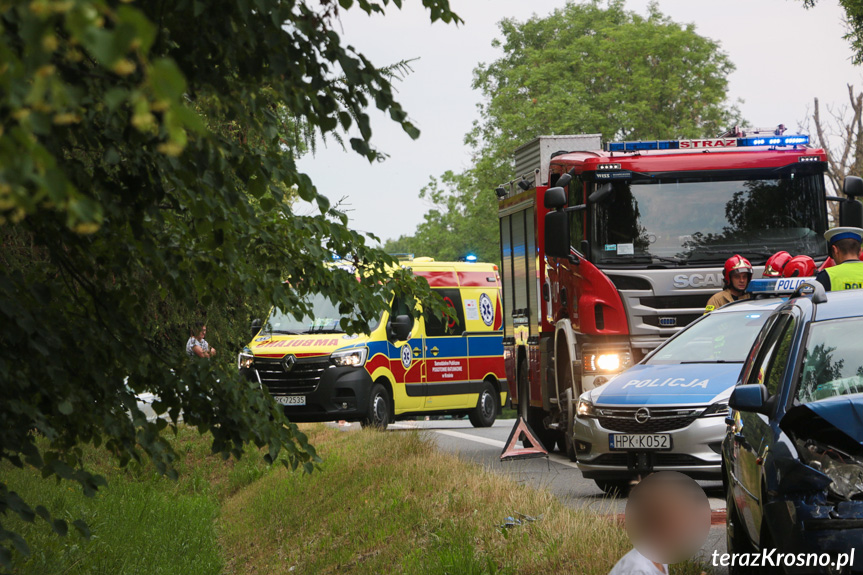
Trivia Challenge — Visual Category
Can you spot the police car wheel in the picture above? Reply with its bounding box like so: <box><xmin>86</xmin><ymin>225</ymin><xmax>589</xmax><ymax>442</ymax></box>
<box><xmin>468</xmin><ymin>382</ymin><xmax>497</xmax><ymax>428</ymax></box>
<box><xmin>594</xmin><ymin>479</ymin><xmax>630</xmax><ymax>497</ymax></box>
<box><xmin>361</xmin><ymin>384</ymin><xmax>390</xmax><ymax>430</ymax></box>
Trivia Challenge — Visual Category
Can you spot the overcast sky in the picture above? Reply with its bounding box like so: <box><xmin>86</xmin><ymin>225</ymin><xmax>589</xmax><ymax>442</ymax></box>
<box><xmin>296</xmin><ymin>0</ymin><xmax>860</xmax><ymax>245</ymax></box>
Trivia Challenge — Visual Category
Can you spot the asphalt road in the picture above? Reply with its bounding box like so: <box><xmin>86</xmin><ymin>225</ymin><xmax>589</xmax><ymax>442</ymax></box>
<box><xmin>378</xmin><ymin>418</ymin><xmax>730</xmax><ymax>574</ymax></box>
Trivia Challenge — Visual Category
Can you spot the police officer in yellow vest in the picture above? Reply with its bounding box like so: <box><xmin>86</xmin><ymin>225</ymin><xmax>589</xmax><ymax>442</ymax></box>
<box><xmin>815</xmin><ymin>227</ymin><xmax>863</xmax><ymax>291</ymax></box>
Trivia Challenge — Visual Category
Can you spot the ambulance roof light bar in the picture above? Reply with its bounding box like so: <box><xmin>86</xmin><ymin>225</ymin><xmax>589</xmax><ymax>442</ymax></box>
<box><xmin>605</xmin><ymin>134</ymin><xmax>809</xmax><ymax>153</ymax></box>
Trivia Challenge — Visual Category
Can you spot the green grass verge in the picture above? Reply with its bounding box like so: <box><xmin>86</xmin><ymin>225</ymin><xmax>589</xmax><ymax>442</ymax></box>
<box><xmin>1</xmin><ymin>425</ymin><xmax>712</xmax><ymax>575</ymax></box>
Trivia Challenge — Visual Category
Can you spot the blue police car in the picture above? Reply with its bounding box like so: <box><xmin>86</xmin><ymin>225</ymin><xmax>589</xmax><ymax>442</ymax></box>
<box><xmin>724</xmin><ymin>283</ymin><xmax>863</xmax><ymax>574</ymax></box>
<box><xmin>574</xmin><ymin>296</ymin><xmax>783</xmax><ymax>495</ymax></box>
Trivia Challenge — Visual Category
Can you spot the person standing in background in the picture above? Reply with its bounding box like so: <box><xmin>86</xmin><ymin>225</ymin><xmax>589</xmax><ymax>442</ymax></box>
<box><xmin>187</xmin><ymin>321</ymin><xmax>217</xmax><ymax>358</ymax></box>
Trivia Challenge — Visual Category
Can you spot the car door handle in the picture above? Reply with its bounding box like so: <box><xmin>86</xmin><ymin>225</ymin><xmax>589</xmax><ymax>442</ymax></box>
<box><xmin>412</xmin><ymin>347</ymin><xmax>422</xmax><ymax>356</ymax></box>
<box><xmin>430</xmin><ymin>346</ymin><xmax>439</xmax><ymax>356</ymax></box>
<box><xmin>733</xmin><ymin>433</ymin><xmax>750</xmax><ymax>448</ymax></box>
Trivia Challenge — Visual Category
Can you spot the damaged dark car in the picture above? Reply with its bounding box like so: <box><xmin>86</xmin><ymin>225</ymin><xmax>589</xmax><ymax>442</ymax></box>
<box><xmin>723</xmin><ymin>284</ymin><xmax>863</xmax><ymax>574</ymax></box>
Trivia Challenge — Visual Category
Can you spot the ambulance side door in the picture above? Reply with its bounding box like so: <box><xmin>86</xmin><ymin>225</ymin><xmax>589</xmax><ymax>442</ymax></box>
<box><xmin>386</xmin><ymin>296</ymin><xmax>425</xmax><ymax>411</ymax></box>
<box><xmin>423</xmin><ymin>288</ymin><xmax>470</xmax><ymax>410</ymax></box>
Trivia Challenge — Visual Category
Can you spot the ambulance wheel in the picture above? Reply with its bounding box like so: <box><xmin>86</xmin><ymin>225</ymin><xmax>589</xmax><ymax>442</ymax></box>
<box><xmin>361</xmin><ymin>384</ymin><xmax>390</xmax><ymax>430</ymax></box>
<box><xmin>594</xmin><ymin>479</ymin><xmax>630</xmax><ymax>497</ymax></box>
<box><xmin>469</xmin><ymin>382</ymin><xmax>497</xmax><ymax>428</ymax></box>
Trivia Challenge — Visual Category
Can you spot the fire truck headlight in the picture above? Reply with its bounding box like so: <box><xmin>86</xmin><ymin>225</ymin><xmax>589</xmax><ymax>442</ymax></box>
<box><xmin>331</xmin><ymin>347</ymin><xmax>368</xmax><ymax>368</ymax></box>
<box><xmin>583</xmin><ymin>351</ymin><xmax>632</xmax><ymax>373</ymax></box>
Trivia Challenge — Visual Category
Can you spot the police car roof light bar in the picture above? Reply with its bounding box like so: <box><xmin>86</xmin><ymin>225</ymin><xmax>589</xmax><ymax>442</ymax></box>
<box><xmin>605</xmin><ymin>134</ymin><xmax>809</xmax><ymax>153</ymax></box>
<box><xmin>746</xmin><ymin>277</ymin><xmax>817</xmax><ymax>296</ymax></box>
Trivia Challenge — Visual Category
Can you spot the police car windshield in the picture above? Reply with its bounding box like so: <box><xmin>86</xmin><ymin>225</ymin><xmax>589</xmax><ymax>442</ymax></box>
<box><xmin>646</xmin><ymin>310</ymin><xmax>771</xmax><ymax>365</ymax></box>
<box><xmin>265</xmin><ymin>292</ymin><xmax>380</xmax><ymax>335</ymax></box>
<box><xmin>796</xmin><ymin>318</ymin><xmax>863</xmax><ymax>404</ymax></box>
<box><xmin>591</xmin><ymin>171</ymin><xmax>827</xmax><ymax>265</ymax></box>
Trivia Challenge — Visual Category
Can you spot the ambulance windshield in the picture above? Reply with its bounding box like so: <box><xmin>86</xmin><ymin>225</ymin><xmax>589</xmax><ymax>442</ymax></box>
<box><xmin>646</xmin><ymin>309</ymin><xmax>771</xmax><ymax>365</ymax></box>
<box><xmin>591</xmin><ymin>170</ymin><xmax>828</xmax><ymax>266</ymax></box>
<box><xmin>265</xmin><ymin>293</ymin><xmax>380</xmax><ymax>335</ymax></box>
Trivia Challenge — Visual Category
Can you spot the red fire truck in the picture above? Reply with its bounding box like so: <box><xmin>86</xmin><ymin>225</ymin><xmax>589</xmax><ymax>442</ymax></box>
<box><xmin>497</xmin><ymin>129</ymin><xmax>833</xmax><ymax>459</ymax></box>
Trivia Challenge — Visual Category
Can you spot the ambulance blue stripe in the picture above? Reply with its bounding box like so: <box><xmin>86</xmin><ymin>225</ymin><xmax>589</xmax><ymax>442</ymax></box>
<box><xmin>466</xmin><ymin>335</ymin><xmax>504</xmax><ymax>356</ymax></box>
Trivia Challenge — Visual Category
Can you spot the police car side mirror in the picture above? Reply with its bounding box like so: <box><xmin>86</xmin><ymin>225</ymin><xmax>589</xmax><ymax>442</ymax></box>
<box><xmin>728</xmin><ymin>384</ymin><xmax>769</xmax><ymax>415</ymax></box>
<box><xmin>387</xmin><ymin>315</ymin><xmax>412</xmax><ymax>342</ymax></box>
<box><xmin>251</xmin><ymin>318</ymin><xmax>262</xmax><ymax>338</ymax></box>
<box><xmin>843</xmin><ymin>176</ymin><xmax>863</xmax><ymax>198</ymax></box>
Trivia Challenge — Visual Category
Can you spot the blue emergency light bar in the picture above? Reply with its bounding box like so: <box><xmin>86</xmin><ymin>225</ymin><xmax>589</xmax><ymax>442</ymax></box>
<box><xmin>747</xmin><ymin>277</ymin><xmax>816</xmax><ymax>295</ymax></box>
<box><xmin>605</xmin><ymin>134</ymin><xmax>810</xmax><ymax>153</ymax></box>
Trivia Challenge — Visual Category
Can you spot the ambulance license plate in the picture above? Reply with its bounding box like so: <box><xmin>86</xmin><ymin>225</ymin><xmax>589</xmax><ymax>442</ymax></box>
<box><xmin>275</xmin><ymin>395</ymin><xmax>306</xmax><ymax>406</ymax></box>
<box><xmin>609</xmin><ymin>434</ymin><xmax>671</xmax><ymax>450</ymax></box>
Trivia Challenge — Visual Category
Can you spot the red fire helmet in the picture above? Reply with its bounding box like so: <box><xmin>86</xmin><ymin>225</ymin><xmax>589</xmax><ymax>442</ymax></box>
<box><xmin>782</xmin><ymin>255</ymin><xmax>816</xmax><ymax>278</ymax></box>
<box><xmin>762</xmin><ymin>251</ymin><xmax>792</xmax><ymax>278</ymax></box>
<box><xmin>723</xmin><ymin>255</ymin><xmax>753</xmax><ymax>284</ymax></box>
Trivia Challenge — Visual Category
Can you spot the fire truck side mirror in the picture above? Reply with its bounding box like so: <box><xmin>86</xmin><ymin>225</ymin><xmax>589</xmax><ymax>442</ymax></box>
<box><xmin>544</xmin><ymin>186</ymin><xmax>567</xmax><ymax>210</ymax></box>
<box><xmin>555</xmin><ymin>173</ymin><xmax>573</xmax><ymax>189</ymax></box>
<box><xmin>544</xmin><ymin>210</ymin><xmax>571</xmax><ymax>259</ymax></box>
<box><xmin>843</xmin><ymin>176</ymin><xmax>863</xmax><ymax>198</ymax></box>
<box><xmin>588</xmin><ymin>183</ymin><xmax>613</xmax><ymax>204</ymax></box>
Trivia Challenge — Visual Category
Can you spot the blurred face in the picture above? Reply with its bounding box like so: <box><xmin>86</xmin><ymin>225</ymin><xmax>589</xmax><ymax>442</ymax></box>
<box><xmin>624</xmin><ymin>472</ymin><xmax>711</xmax><ymax>565</ymax></box>
<box><xmin>197</xmin><ymin>325</ymin><xmax>207</xmax><ymax>340</ymax></box>
<box><xmin>730</xmin><ymin>270</ymin><xmax>750</xmax><ymax>292</ymax></box>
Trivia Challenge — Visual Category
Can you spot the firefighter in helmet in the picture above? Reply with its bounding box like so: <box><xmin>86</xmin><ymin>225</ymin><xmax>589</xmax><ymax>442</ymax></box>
<box><xmin>815</xmin><ymin>227</ymin><xmax>863</xmax><ymax>291</ymax></box>
<box><xmin>704</xmin><ymin>255</ymin><xmax>752</xmax><ymax>314</ymax></box>
<box><xmin>762</xmin><ymin>251</ymin><xmax>792</xmax><ymax>278</ymax></box>
<box><xmin>782</xmin><ymin>255</ymin><xmax>816</xmax><ymax>278</ymax></box>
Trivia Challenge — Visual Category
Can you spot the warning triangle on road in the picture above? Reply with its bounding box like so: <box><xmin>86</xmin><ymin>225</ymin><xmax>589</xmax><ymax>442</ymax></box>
<box><xmin>500</xmin><ymin>417</ymin><xmax>549</xmax><ymax>461</ymax></box>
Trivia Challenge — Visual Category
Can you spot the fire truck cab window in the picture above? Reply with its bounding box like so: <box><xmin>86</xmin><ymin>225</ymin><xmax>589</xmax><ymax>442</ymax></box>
<box><xmin>590</xmin><ymin>171</ymin><xmax>828</xmax><ymax>266</ymax></box>
<box><xmin>568</xmin><ymin>177</ymin><xmax>585</xmax><ymax>245</ymax></box>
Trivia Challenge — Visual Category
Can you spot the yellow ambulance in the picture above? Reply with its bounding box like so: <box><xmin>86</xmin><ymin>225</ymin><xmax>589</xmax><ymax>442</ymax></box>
<box><xmin>237</xmin><ymin>257</ymin><xmax>507</xmax><ymax>429</ymax></box>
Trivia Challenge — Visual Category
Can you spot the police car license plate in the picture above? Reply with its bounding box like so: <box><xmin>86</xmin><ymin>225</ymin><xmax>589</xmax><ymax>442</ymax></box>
<box><xmin>609</xmin><ymin>434</ymin><xmax>671</xmax><ymax>450</ymax></box>
<box><xmin>275</xmin><ymin>395</ymin><xmax>306</xmax><ymax>406</ymax></box>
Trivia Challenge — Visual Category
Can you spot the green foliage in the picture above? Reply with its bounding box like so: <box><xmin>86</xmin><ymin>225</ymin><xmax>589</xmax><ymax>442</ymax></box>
<box><xmin>0</xmin><ymin>0</ymin><xmax>460</xmax><ymax>565</ymax></box>
<box><xmin>386</xmin><ymin>0</ymin><xmax>743</xmax><ymax>262</ymax></box>
<box><xmin>804</xmin><ymin>0</ymin><xmax>863</xmax><ymax>64</ymax></box>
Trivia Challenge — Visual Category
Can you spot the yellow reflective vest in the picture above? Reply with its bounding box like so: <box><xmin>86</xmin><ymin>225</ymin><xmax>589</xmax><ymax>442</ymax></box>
<box><xmin>822</xmin><ymin>260</ymin><xmax>863</xmax><ymax>291</ymax></box>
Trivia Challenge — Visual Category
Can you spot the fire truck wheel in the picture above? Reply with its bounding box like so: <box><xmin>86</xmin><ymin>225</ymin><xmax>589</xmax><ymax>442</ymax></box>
<box><xmin>468</xmin><ymin>381</ymin><xmax>498</xmax><ymax>428</ymax></box>
<box><xmin>594</xmin><ymin>479</ymin><xmax>630</xmax><ymax>497</ymax></box>
<box><xmin>361</xmin><ymin>383</ymin><xmax>390</xmax><ymax>430</ymax></box>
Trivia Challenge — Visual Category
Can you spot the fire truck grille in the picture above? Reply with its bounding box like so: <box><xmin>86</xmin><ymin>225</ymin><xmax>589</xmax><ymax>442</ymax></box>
<box><xmin>642</xmin><ymin>314</ymin><xmax>702</xmax><ymax>328</ymax></box>
<box><xmin>597</xmin><ymin>407</ymin><xmax>699</xmax><ymax>433</ymax></box>
<box><xmin>638</xmin><ymin>295</ymin><xmax>712</xmax><ymax>309</ymax></box>
<box><xmin>253</xmin><ymin>356</ymin><xmax>328</xmax><ymax>395</ymax></box>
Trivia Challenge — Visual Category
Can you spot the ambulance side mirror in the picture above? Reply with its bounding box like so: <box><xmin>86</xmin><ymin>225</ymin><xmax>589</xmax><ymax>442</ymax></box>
<box><xmin>250</xmin><ymin>318</ymin><xmax>262</xmax><ymax>338</ymax></box>
<box><xmin>387</xmin><ymin>315</ymin><xmax>412</xmax><ymax>342</ymax></box>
